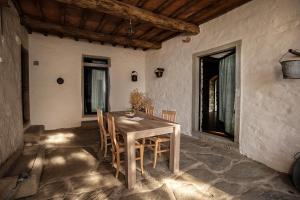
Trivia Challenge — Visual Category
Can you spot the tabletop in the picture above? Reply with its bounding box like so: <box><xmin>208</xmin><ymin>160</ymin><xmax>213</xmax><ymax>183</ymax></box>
<box><xmin>109</xmin><ymin>111</ymin><xmax>178</xmax><ymax>138</ymax></box>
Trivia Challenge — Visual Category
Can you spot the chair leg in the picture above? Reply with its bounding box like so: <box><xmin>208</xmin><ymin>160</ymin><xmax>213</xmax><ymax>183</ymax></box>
<box><xmin>115</xmin><ymin>153</ymin><xmax>120</xmax><ymax>178</ymax></box>
<box><xmin>100</xmin><ymin>134</ymin><xmax>103</xmax><ymax>151</ymax></box>
<box><xmin>112</xmin><ymin>151</ymin><xmax>115</xmax><ymax>167</ymax></box>
<box><xmin>104</xmin><ymin>136</ymin><xmax>108</xmax><ymax>158</ymax></box>
<box><xmin>158</xmin><ymin>144</ymin><xmax>161</xmax><ymax>157</ymax></box>
<box><xmin>140</xmin><ymin>145</ymin><xmax>144</xmax><ymax>174</ymax></box>
<box><xmin>153</xmin><ymin>140</ymin><xmax>159</xmax><ymax>168</ymax></box>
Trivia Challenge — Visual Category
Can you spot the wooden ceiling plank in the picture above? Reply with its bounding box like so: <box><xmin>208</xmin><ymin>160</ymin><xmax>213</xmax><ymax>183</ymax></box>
<box><xmin>60</xmin><ymin>3</ymin><xmax>66</xmax><ymax>25</ymax></box>
<box><xmin>150</xmin><ymin>0</ymin><xmax>250</xmax><ymax>43</ymax></box>
<box><xmin>186</xmin><ymin>0</ymin><xmax>220</xmax><ymax>22</ymax></box>
<box><xmin>95</xmin><ymin>14</ymin><xmax>106</xmax><ymax>32</ymax></box>
<box><xmin>170</xmin><ymin>0</ymin><xmax>198</xmax><ymax>18</ymax></box>
<box><xmin>149</xmin><ymin>0</ymin><xmax>217</xmax><ymax>42</ymax></box>
<box><xmin>23</xmin><ymin>17</ymin><xmax>161</xmax><ymax>49</ymax></box>
<box><xmin>134</xmin><ymin>0</ymin><xmax>174</xmax><ymax>39</ymax></box>
<box><xmin>79</xmin><ymin>9</ymin><xmax>88</xmax><ymax>29</ymax></box>
<box><xmin>111</xmin><ymin>19</ymin><xmax>125</xmax><ymax>35</ymax></box>
<box><xmin>136</xmin><ymin>0</ymin><xmax>147</xmax><ymax>8</ymax></box>
<box><xmin>154</xmin><ymin>0</ymin><xmax>174</xmax><ymax>13</ymax></box>
<box><xmin>139</xmin><ymin>0</ymin><xmax>199</xmax><ymax>41</ymax></box>
<box><xmin>55</xmin><ymin>0</ymin><xmax>199</xmax><ymax>34</ymax></box>
<box><xmin>194</xmin><ymin>0</ymin><xmax>252</xmax><ymax>25</ymax></box>
<box><xmin>35</xmin><ymin>0</ymin><xmax>46</xmax><ymax>21</ymax></box>
<box><xmin>0</xmin><ymin>1</ymin><xmax>9</xmax><ymax>7</ymax></box>
<box><xmin>11</xmin><ymin>0</ymin><xmax>24</xmax><ymax>18</ymax></box>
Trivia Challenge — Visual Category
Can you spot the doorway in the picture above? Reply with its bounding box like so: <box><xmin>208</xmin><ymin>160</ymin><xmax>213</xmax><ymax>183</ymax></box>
<box><xmin>200</xmin><ymin>49</ymin><xmax>236</xmax><ymax>139</ymax></box>
<box><xmin>82</xmin><ymin>56</ymin><xmax>110</xmax><ymax>116</ymax></box>
<box><xmin>192</xmin><ymin>41</ymin><xmax>241</xmax><ymax>143</ymax></box>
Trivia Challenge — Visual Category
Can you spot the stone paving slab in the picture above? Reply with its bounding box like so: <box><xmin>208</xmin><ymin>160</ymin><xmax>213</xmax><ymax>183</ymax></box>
<box><xmin>21</xmin><ymin>129</ymin><xmax>300</xmax><ymax>200</ymax></box>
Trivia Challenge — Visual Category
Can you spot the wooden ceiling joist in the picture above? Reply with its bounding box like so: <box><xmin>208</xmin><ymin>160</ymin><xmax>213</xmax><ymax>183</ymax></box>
<box><xmin>23</xmin><ymin>17</ymin><xmax>161</xmax><ymax>49</ymax></box>
<box><xmin>0</xmin><ymin>0</ymin><xmax>8</xmax><ymax>7</ymax></box>
<box><xmin>55</xmin><ymin>0</ymin><xmax>200</xmax><ymax>34</ymax></box>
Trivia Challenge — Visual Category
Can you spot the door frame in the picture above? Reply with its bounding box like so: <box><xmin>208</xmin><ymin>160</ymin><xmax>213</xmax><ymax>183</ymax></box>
<box><xmin>192</xmin><ymin>40</ymin><xmax>242</xmax><ymax>144</ymax></box>
<box><xmin>21</xmin><ymin>45</ymin><xmax>30</xmax><ymax>127</ymax></box>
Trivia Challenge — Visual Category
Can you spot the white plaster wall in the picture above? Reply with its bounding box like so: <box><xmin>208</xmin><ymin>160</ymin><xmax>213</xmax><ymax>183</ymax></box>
<box><xmin>145</xmin><ymin>0</ymin><xmax>300</xmax><ymax>173</ymax></box>
<box><xmin>29</xmin><ymin>33</ymin><xmax>145</xmax><ymax>130</ymax></box>
<box><xmin>0</xmin><ymin>2</ymin><xmax>28</xmax><ymax>166</ymax></box>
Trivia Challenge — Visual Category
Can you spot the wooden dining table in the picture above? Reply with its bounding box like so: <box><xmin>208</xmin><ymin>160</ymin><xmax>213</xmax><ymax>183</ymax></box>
<box><xmin>110</xmin><ymin>111</ymin><xmax>181</xmax><ymax>189</ymax></box>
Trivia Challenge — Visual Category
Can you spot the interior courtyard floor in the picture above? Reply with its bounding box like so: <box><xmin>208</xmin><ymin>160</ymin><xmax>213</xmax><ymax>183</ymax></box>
<box><xmin>21</xmin><ymin>126</ymin><xmax>300</xmax><ymax>200</ymax></box>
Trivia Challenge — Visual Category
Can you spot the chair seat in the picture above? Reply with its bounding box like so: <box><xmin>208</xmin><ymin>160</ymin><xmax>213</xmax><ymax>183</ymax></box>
<box><xmin>117</xmin><ymin>141</ymin><xmax>143</xmax><ymax>152</ymax></box>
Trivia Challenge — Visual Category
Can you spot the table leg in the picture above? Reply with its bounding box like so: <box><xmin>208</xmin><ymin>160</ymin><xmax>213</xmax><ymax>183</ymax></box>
<box><xmin>170</xmin><ymin>125</ymin><xmax>180</xmax><ymax>174</ymax></box>
<box><xmin>125</xmin><ymin>133</ymin><xmax>136</xmax><ymax>189</ymax></box>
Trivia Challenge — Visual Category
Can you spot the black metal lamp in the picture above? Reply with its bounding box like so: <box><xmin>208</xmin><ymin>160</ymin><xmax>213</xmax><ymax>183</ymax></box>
<box><xmin>154</xmin><ymin>68</ymin><xmax>164</xmax><ymax>78</ymax></box>
<box><xmin>131</xmin><ymin>71</ymin><xmax>138</xmax><ymax>82</ymax></box>
<box><xmin>280</xmin><ymin>49</ymin><xmax>300</xmax><ymax>79</ymax></box>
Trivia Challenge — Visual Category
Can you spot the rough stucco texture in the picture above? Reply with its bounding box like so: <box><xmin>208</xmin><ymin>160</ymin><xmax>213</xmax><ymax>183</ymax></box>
<box><xmin>145</xmin><ymin>0</ymin><xmax>300</xmax><ymax>173</ymax></box>
<box><xmin>0</xmin><ymin>4</ymin><xmax>28</xmax><ymax>166</ymax></box>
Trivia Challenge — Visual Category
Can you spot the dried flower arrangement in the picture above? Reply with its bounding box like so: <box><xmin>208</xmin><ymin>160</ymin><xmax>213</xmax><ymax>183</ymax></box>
<box><xmin>129</xmin><ymin>89</ymin><xmax>153</xmax><ymax>111</ymax></box>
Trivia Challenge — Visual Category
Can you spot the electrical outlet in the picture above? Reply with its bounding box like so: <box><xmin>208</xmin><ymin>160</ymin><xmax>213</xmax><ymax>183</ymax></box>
<box><xmin>0</xmin><ymin>57</ymin><xmax>3</xmax><ymax>63</ymax></box>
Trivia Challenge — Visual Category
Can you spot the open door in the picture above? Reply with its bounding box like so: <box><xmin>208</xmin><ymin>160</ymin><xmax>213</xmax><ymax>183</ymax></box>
<box><xmin>200</xmin><ymin>49</ymin><xmax>236</xmax><ymax>139</ymax></box>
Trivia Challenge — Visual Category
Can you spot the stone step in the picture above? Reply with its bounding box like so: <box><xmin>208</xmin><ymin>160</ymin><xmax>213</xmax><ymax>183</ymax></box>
<box><xmin>0</xmin><ymin>146</ymin><xmax>45</xmax><ymax>199</ymax></box>
<box><xmin>24</xmin><ymin>125</ymin><xmax>44</xmax><ymax>144</ymax></box>
<box><xmin>81</xmin><ymin>120</ymin><xmax>98</xmax><ymax>129</ymax></box>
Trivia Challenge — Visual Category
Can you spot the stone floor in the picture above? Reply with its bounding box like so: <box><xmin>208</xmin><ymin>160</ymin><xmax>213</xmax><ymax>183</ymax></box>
<box><xmin>22</xmin><ymin>127</ymin><xmax>300</xmax><ymax>200</ymax></box>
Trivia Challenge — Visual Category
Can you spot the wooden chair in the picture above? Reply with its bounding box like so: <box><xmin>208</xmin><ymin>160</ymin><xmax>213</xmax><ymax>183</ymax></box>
<box><xmin>145</xmin><ymin>106</ymin><xmax>154</xmax><ymax>116</ymax></box>
<box><xmin>96</xmin><ymin>109</ymin><xmax>111</xmax><ymax>158</ymax></box>
<box><xmin>107</xmin><ymin>114</ymin><xmax>145</xmax><ymax>178</ymax></box>
<box><xmin>147</xmin><ymin>110</ymin><xmax>176</xmax><ymax>168</ymax></box>
<box><xmin>142</xmin><ymin>106</ymin><xmax>155</xmax><ymax>144</ymax></box>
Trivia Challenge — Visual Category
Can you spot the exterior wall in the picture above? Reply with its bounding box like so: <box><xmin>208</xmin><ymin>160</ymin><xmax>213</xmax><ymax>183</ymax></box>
<box><xmin>29</xmin><ymin>33</ymin><xmax>146</xmax><ymax>130</ymax></box>
<box><xmin>0</xmin><ymin>3</ymin><xmax>28</xmax><ymax>166</ymax></box>
<box><xmin>145</xmin><ymin>0</ymin><xmax>300</xmax><ymax>173</ymax></box>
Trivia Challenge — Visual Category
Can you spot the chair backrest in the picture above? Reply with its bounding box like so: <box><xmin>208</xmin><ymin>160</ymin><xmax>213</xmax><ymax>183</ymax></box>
<box><xmin>107</xmin><ymin>114</ymin><xmax>120</xmax><ymax>152</ymax></box>
<box><xmin>162</xmin><ymin>110</ymin><xmax>176</xmax><ymax>123</ymax></box>
<box><xmin>97</xmin><ymin>109</ymin><xmax>107</xmax><ymax>136</ymax></box>
<box><xmin>145</xmin><ymin>106</ymin><xmax>154</xmax><ymax>116</ymax></box>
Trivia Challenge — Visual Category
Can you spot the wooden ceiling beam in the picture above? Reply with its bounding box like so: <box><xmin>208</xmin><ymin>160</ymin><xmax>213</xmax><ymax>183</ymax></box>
<box><xmin>111</xmin><ymin>0</ymin><xmax>146</xmax><ymax>36</ymax></box>
<box><xmin>23</xmin><ymin>17</ymin><xmax>161</xmax><ymax>49</ymax></box>
<box><xmin>55</xmin><ymin>0</ymin><xmax>199</xmax><ymax>34</ymax></box>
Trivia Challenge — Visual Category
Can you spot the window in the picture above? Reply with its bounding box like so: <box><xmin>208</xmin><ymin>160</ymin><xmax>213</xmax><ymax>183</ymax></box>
<box><xmin>83</xmin><ymin>56</ymin><xmax>109</xmax><ymax>115</ymax></box>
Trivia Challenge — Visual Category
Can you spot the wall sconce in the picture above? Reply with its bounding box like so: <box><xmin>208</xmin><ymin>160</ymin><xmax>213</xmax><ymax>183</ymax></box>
<box><xmin>131</xmin><ymin>71</ymin><xmax>138</xmax><ymax>82</ymax></box>
<box><xmin>280</xmin><ymin>49</ymin><xmax>300</xmax><ymax>79</ymax></box>
<box><xmin>154</xmin><ymin>68</ymin><xmax>164</xmax><ymax>78</ymax></box>
<box><xmin>33</xmin><ymin>61</ymin><xmax>39</xmax><ymax>66</ymax></box>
